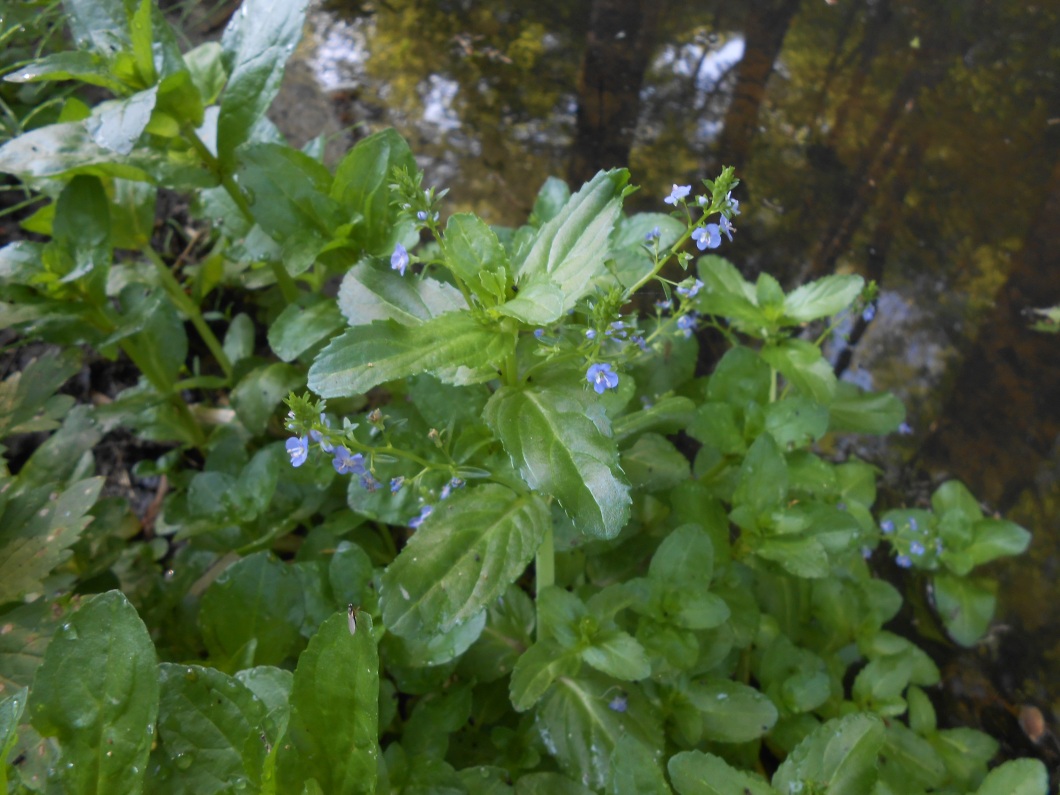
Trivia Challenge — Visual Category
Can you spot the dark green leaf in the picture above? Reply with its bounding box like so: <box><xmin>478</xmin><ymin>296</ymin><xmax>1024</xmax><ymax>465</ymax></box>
<box><xmin>668</xmin><ymin>750</ymin><xmax>775</xmax><ymax>795</ymax></box>
<box><xmin>685</xmin><ymin>678</ymin><xmax>778</xmax><ymax>743</ymax></box>
<box><xmin>695</xmin><ymin>256</ymin><xmax>768</xmax><ymax>334</ymax></box>
<box><xmin>30</xmin><ymin>591</ymin><xmax>158</xmax><ymax>795</ymax></box>
<box><xmin>382</xmin><ymin>485</ymin><xmax>548</xmax><ymax>638</ymax></box>
<box><xmin>772</xmin><ymin>712</ymin><xmax>884</xmax><ymax>795</ymax></box>
<box><xmin>276</xmin><ymin>612</ymin><xmax>379</xmax><ymax>795</ymax></box>
<box><xmin>828</xmin><ymin>382</ymin><xmax>905</xmax><ymax>435</ymax></box>
<box><xmin>765</xmin><ymin>397</ymin><xmax>830</xmax><ymax>448</ymax></box>
<box><xmin>932</xmin><ymin>574</ymin><xmax>996</xmax><ymax>647</ymax></box>
<box><xmin>268</xmin><ymin>300</ymin><xmax>345</xmax><ymax>362</ymax></box>
<box><xmin>308</xmin><ymin>313</ymin><xmax>516</xmax><ymax>398</ymax></box>
<box><xmin>151</xmin><ymin>664</ymin><xmax>266</xmax><ymax>794</ymax></box>
<box><xmin>509</xmin><ymin>639</ymin><xmax>579</xmax><ymax>712</ymax></box>
<box><xmin>230</xmin><ymin>362</ymin><xmax>304</xmax><ymax>435</ymax></box>
<box><xmin>760</xmin><ymin>340</ymin><xmax>836</xmax><ymax>404</ymax></box>
<box><xmin>199</xmin><ymin>552</ymin><xmax>305</xmax><ymax>668</ymax></box>
<box><xmin>706</xmin><ymin>346</ymin><xmax>772</xmax><ymax>408</ymax></box>
<box><xmin>581</xmin><ymin>630</ymin><xmax>650</xmax><ymax>681</ymax></box>
<box><xmin>620</xmin><ymin>433</ymin><xmax>689</xmax><ymax>492</ymax></box>
<box><xmin>459</xmin><ymin>585</ymin><xmax>534</xmax><ymax>684</ymax></box>
<box><xmin>217</xmin><ymin>0</ymin><xmax>309</xmax><ymax>164</ymax></box>
<box><xmin>733</xmin><ymin>434</ymin><xmax>788</xmax><ymax>513</ymax></box>
<box><xmin>612</xmin><ymin>396</ymin><xmax>695</xmax><ymax>444</ymax></box>
<box><xmin>782</xmin><ymin>275</ymin><xmax>864</xmax><ymax>323</ymax></box>
<box><xmin>331</xmin><ymin>128</ymin><xmax>417</xmax><ymax>256</ymax></box>
<box><xmin>484</xmin><ymin>384</ymin><xmax>630</xmax><ymax>539</ymax></box>
<box><xmin>337</xmin><ymin>261</ymin><xmax>466</xmax><ymax>327</ymax></box>
<box><xmin>607</xmin><ymin>734</ymin><xmax>671</xmax><ymax>795</ymax></box>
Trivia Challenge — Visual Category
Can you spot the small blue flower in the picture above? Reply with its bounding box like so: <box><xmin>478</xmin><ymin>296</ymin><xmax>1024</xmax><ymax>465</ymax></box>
<box><xmin>645</xmin><ymin>226</ymin><xmax>661</xmax><ymax>242</ymax></box>
<box><xmin>309</xmin><ymin>413</ymin><xmax>334</xmax><ymax>453</ymax></box>
<box><xmin>286</xmin><ymin>436</ymin><xmax>309</xmax><ymax>467</ymax></box>
<box><xmin>861</xmin><ymin>546</ymin><xmax>873</xmax><ymax>559</ymax></box>
<box><xmin>910</xmin><ymin>540</ymin><xmax>926</xmax><ymax>557</ymax></box>
<box><xmin>895</xmin><ymin>554</ymin><xmax>912</xmax><ymax>569</ymax></box>
<box><xmin>899</xmin><ymin>422</ymin><xmax>913</xmax><ymax>435</ymax></box>
<box><xmin>655</xmin><ymin>299</ymin><xmax>672</xmax><ymax>311</ymax></box>
<box><xmin>586</xmin><ymin>329</ymin><xmax>597</xmax><ymax>340</ymax></box>
<box><xmin>440</xmin><ymin>477</ymin><xmax>465</xmax><ymax>501</ymax></box>
<box><xmin>718</xmin><ymin>215</ymin><xmax>735</xmax><ymax>241</ymax></box>
<box><xmin>416</xmin><ymin>210</ymin><xmax>428</xmax><ymax>221</ymax></box>
<box><xmin>676</xmin><ymin>314</ymin><xmax>696</xmax><ymax>338</ymax></box>
<box><xmin>631</xmin><ymin>335</ymin><xmax>648</xmax><ymax>352</ymax></box>
<box><xmin>534</xmin><ymin>328</ymin><xmax>545</xmax><ymax>340</ymax></box>
<box><xmin>391</xmin><ymin>243</ymin><xmax>409</xmax><ymax>276</ymax></box>
<box><xmin>586</xmin><ymin>363</ymin><xmax>619</xmax><ymax>394</ymax></box>
<box><xmin>609</xmin><ymin>321</ymin><xmax>628</xmax><ymax>339</ymax></box>
<box><xmin>409</xmin><ymin>504</ymin><xmax>433</xmax><ymax>529</ymax></box>
<box><xmin>909</xmin><ymin>517</ymin><xmax>919</xmax><ymax>532</ymax></box>
<box><xmin>691</xmin><ymin>224</ymin><xmax>721</xmax><ymax>250</ymax></box>
<box><xmin>390</xmin><ymin>476</ymin><xmax>405</xmax><ymax>493</ymax></box>
<box><xmin>726</xmin><ymin>191</ymin><xmax>740</xmax><ymax>216</ymax></box>
<box><xmin>608</xmin><ymin>693</ymin><xmax>628</xmax><ymax>713</ymax></box>
<box><xmin>676</xmin><ymin>279</ymin><xmax>704</xmax><ymax>298</ymax></box>
<box><xmin>880</xmin><ymin>519</ymin><xmax>895</xmax><ymax>534</ymax></box>
<box><xmin>862</xmin><ymin>303</ymin><xmax>877</xmax><ymax>323</ymax></box>
<box><xmin>697</xmin><ymin>194</ymin><xmax>709</xmax><ymax>206</ymax></box>
<box><xmin>332</xmin><ymin>446</ymin><xmax>366</xmax><ymax>475</ymax></box>
<box><xmin>664</xmin><ymin>184</ymin><xmax>691</xmax><ymax>205</ymax></box>
<box><xmin>360</xmin><ymin>473</ymin><xmax>380</xmax><ymax>492</ymax></box>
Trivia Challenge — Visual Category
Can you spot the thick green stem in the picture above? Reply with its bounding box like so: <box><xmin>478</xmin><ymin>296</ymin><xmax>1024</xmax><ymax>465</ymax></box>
<box><xmin>144</xmin><ymin>246</ymin><xmax>233</xmax><ymax>380</ymax></box>
<box><xmin>535</xmin><ymin>526</ymin><xmax>555</xmax><ymax>641</ymax></box>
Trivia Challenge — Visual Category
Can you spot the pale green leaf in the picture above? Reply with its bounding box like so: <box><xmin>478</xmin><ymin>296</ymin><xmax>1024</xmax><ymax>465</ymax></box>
<box><xmin>337</xmin><ymin>261</ymin><xmax>466</xmax><ymax>326</ymax></box>
<box><xmin>782</xmin><ymin>275</ymin><xmax>864</xmax><ymax>323</ymax></box>
<box><xmin>668</xmin><ymin>751</ymin><xmax>775</xmax><ymax>795</ymax></box>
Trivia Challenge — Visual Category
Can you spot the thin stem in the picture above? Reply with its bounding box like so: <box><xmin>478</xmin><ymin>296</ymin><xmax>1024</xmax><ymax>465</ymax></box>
<box><xmin>144</xmin><ymin>246</ymin><xmax>233</xmax><ymax>380</ymax></box>
<box><xmin>535</xmin><ymin>526</ymin><xmax>555</xmax><ymax>641</ymax></box>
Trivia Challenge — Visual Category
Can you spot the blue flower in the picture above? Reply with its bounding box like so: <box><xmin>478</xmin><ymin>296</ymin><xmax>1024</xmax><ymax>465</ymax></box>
<box><xmin>908</xmin><ymin>517</ymin><xmax>919</xmax><ymax>532</ymax></box>
<box><xmin>332</xmin><ymin>446</ymin><xmax>366</xmax><ymax>475</ymax></box>
<box><xmin>691</xmin><ymin>224</ymin><xmax>721</xmax><ymax>250</ymax></box>
<box><xmin>390</xmin><ymin>476</ymin><xmax>405</xmax><ymax>493</ymax></box>
<box><xmin>899</xmin><ymin>422</ymin><xmax>913</xmax><ymax>435</ymax></box>
<box><xmin>534</xmin><ymin>328</ymin><xmax>545</xmax><ymax>339</ymax></box>
<box><xmin>910</xmin><ymin>540</ymin><xmax>925</xmax><ymax>557</ymax></box>
<box><xmin>726</xmin><ymin>191</ymin><xmax>740</xmax><ymax>216</ymax></box>
<box><xmin>391</xmin><ymin>243</ymin><xmax>409</xmax><ymax>276</ymax></box>
<box><xmin>608</xmin><ymin>693</ymin><xmax>628</xmax><ymax>713</ymax></box>
<box><xmin>586</xmin><ymin>329</ymin><xmax>597</xmax><ymax>340</ymax></box>
<box><xmin>586</xmin><ymin>363</ymin><xmax>619</xmax><ymax>394</ymax></box>
<box><xmin>895</xmin><ymin>554</ymin><xmax>912</xmax><ymax>569</ymax></box>
<box><xmin>718</xmin><ymin>215</ymin><xmax>735</xmax><ymax>241</ymax></box>
<box><xmin>655</xmin><ymin>299</ymin><xmax>672</xmax><ymax>311</ymax></box>
<box><xmin>286</xmin><ymin>436</ymin><xmax>309</xmax><ymax>467</ymax></box>
<box><xmin>862</xmin><ymin>304</ymin><xmax>877</xmax><ymax>323</ymax></box>
<box><xmin>440</xmin><ymin>477</ymin><xmax>465</xmax><ymax>501</ymax></box>
<box><xmin>645</xmin><ymin>225</ymin><xmax>661</xmax><ymax>242</ymax></box>
<box><xmin>880</xmin><ymin>519</ymin><xmax>895</xmax><ymax>534</ymax></box>
<box><xmin>409</xmin><ymin>504</ymin><xmax>433</xmax><ymax>529</ymax></box>
<box><xmin>416</xmin><ymin>210</ymin><xmax>428</xmax><ymax>221</ymax></box>
<box><xmin>664</xmin><ymin>184</ymin><xmax>691</xmax><ymax>205</ymax></box>
<box><xmin>676</xmin><ymin>314</ymin><xmax>696</xmax><ymax>338</ymax></box>
<box><xmin>609</xmin><ymin>321</ymin><xmax>628</xmax><ymax>339</ymax></box>
<box><xmin>631</xmin><ymin>335</ymin><xmax>648</xmax><ymax>351</ymax></box>
<box><xmin>309</xmin><ymin>413</ymin><xmax>334</xmax><ymax>453</ymax></box>
<box><xmin>359</xmin><ymin>473</ymin><xmax>380</xmax><ymax>492</ymax></box>
<box><xmin>676</xmin><ymin>278</ymin><xmax>704</xmax><ymax>298</ymax></box>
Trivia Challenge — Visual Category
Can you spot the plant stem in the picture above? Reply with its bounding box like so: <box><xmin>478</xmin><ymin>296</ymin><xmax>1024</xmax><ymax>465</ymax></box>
<box><xmin>144</xmin><ymin>246</ymin><xmax>233</xmax><ymax>380</ymax></box>
<box><xmin>535</xmin><ymin>526</ymin><xmax>555</xmax><ymax>641</ymax></box>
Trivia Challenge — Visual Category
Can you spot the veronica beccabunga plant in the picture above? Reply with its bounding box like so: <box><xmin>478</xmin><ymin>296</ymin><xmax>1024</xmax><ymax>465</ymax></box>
<box><xmin>0</xmin><ymin>0</ymin><xmax>1046</xmax><ymax>792</ymax></box>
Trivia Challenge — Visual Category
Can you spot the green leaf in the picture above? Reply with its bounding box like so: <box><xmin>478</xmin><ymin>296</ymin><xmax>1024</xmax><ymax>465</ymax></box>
<box><xmin>974</xmin><ymin>758</ymin><xmax>1048</xmax><ymax>795</ymax></box>
<box><xmin>151</xmin><ymin>664</ymin><xmax>267</xmax><ymax>794</ymax></box>
<box><xmin>331</xmin><ymin>128</ymin><xmax>417</xmax><ymax>256</ymax></box>
<box><xmin>760</xmin><ymin>340</ymin><xmax>836</xmax><ymax>404</ymax></box>
<box><xmin>932</xmin><ymin>574</ymin><xmax>996</xmax><ymax>647</ymax></box>
<box><xmin>61</xmin><ymin>0</ymin><xmax>132</xmax><ymax>59</ymax></box>
<box><xmin>275</xmin><ymin>612</ymin><xmax>379</xmax><ymax>795</ymax></box>
<box><xmin>230</xmin><ymin>362</ymin><xmax>305</xmax><ymax>435</ymax></box>
<box><xmin>184</xmin><ymin>42</ymin><xmax>226</xmax><ymax>104</ymax></box>
<box><xmin>217</xmin><ymin>0</ymin><xmax>309</xmax><ymax>165</ymax></box>
<box><xmin>772</xmin><ymin>712</ymin><xmax>884</xmax><ymax>795</ymax></box>
<box><xmin>668</xmin><ymin>751</ymin><xmax>775</xmax><ymax>795</ymax></box>
<box><xmin>536</xmin><ymin>675</ymin><xmax>661</xmax><ymax>792</ymax></box>
<box><xmin>0</xmin><ymin>477</ymin><xmax>103</xmax><ymax>604</ymax></box>
<box><xmin>484</xmin><ymin>385</ymin><xmax>631</xmax><ymax>539</ymax></box>
<box><xmin>695</xmin><ymin>256</ymin><xmax>769</xmax><ymax>334</ymax></box>
<box><xmin>706</xmin><ymin>346</ymin><xmax>772</xmax><ymax>408</ymax></box>
<box><xmin>733</xmin><ymin>434</ymin><xmax>788</xmax><ymax>513</ymax></box>
<box><xmin>930</xmin><ymin>727</ymin><xmax>997</xmax><ymax>790</ymax></box>
<box><xmin>308</xmin><ymin>313</ymin><xmax>516</xmax><ymax>398</ymax></box>
<box><xmin>962</xmin><ymin>519</ymin><xmax>1032</xmax><ymax>567</ymax></box>
<box><xmin>53</xmin><ymin>174</ymin><xmax>112</xmax><ymax>303</ymax></box>
<box><xmin>0</xmin><ymin>349</ymin><xmax>81</xmax><ymax>437</ymax></box>
<box><xmin>199</xmin><ymin>552</ymin><xmax>305</xmax><ymax>668</ymax></box>
<box><xmin>496</xmin><ymin>280</ymin><xmax>566</xmax><ymax>324</ymax></box>
<box><xmin>612</xmin><ymin>396</ymin><xmax>695</xmax><ymax>444</ymax></box>
<box><xmin>0</xmin><ymin>687</ymin><xmax>28</xmax><ymax>793</ymax></box>
<box><xmin>235</xmin><ymin>143</ymin><xmax>341</xmax><ymax>275</ymax></box>
<box><xmin>649</xmin><ymin>524</ymin><xmax>714</xmax><ymax>586</ymax></box>
<box><xmin>685</xmin><ymin>678</ymin><xmax>778</xmax><ymax>743</ymax></box>
<box><xmin>459</xmin><ymin>585</ymin><xmax>534</xmax><ymax>683</ymax></box>
<box><xmin>86</xmin><ymin>88</ymin><xmax>158</xmax><ymax>156</ymax></box>
<box><xmin>509</xmin><ymin>640</ymin><xmax>579</xmax><ymax>712</ymax></box>
<box><xmin>444</xmin><ymin>213</ymin><xmax>512</xmax><ymax>306</ymax></box>
<box><xmin>607</xmin><ymin>734</ymin><xmax>671</xmax><ymax>795</ymax></box>
<box><xmin>756</xmin><ymin>535</ymin><xmax>830</xmax><ymax>578</ymax></box>
<box><xmin>381</xmin><ymin>485</ymin><xmax>548</xmax><ymax>639</ymax></box>
<box><xmin>782</xmin><ymin>275</ymin><xmax>864</xmax><ymax>323</ymax></box>
<box><xmin>516</xmin><ymin>169</ymin><xmax>630</xmax><ymax>312</ymax></box>
<box><xmin>337</xmin><ymin>261</ymin><xmax>466</xmax><ymax>326</ymax></box>
<box><xmin>581</xmin><ymin>630</ymin><xmax>650</xmax><ymax>681</ymax></box>
<box><xmin>268</xmin><ymin>300</ymin><xmax>345</xmax><ymax>362</ymax></box>
<box><xmin>530</xmin><ymin>177</ymin><xmax>570</xmax><ymax>224</ymax></box>
<box><xmin>828</xmin><ymin>381</ymin><xmax>905</xmax><ymax>434</ymax></box>
<box><xmin>4</xmin><ymin>51</ymin><xmax>127</xmax><ymax>92</ymax></box>
<box><xmin>30</xmin><ymin>591</ymin><xmax>158</xmax><ymax>795</ymax></box>
<box><xmin>765</xmin><ymin>397</ymin><xmax>830</xmax><ymax>448</ymax></box>
<box><xmin>877</xmin><ymin>722</ymin><xmax>946</xmax><ymax>792</ymax></box>
<box><xmin>620</xmin><ymin>433</ymin><xmax>690</xmax><ymax>492</ymax></box>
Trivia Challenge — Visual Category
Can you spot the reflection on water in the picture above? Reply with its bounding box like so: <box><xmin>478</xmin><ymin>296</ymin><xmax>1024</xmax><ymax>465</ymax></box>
<box><xmin>299</xmin><ymin>0</ymin><xmax>1059</xmax><ymax>767</ymax></box>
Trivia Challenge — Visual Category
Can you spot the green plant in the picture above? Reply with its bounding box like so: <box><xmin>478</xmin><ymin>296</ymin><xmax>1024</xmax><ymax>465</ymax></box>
<box><xmin>0</xmin><ymin>0</ymin><xmax>1046</xmax><ymax>793</ymax></box>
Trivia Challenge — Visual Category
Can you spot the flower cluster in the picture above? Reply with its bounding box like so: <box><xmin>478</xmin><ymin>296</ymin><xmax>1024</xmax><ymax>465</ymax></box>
<box><xmin>663</xmin><ymin>181</ymin><xmax>740</xmax><ymax>251</ymax></box>
<box><xmin>880</xmin><ymin>514</ymin><xmax>943</xmax><ymax>569</ymax></box>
